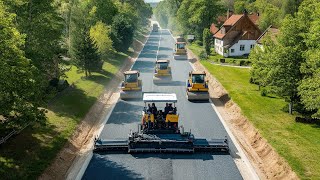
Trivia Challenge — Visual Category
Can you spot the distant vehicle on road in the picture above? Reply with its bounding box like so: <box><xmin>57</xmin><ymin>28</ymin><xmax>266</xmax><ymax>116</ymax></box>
<box><xmin>152</xmin><ymin>23</ymin><xmax>159</xmax><ymax>32</ymax></box>
<box><xmin>174</xmin><ymin>36</ymin><xmax>188</xmax><ymax>60</ymax></box>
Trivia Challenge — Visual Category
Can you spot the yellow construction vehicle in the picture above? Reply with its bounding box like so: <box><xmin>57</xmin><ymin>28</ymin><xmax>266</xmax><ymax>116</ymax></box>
<box><xmin>153</xmin><ymin>59</ymin><xmax>172</xmax><ymax>83</ymax></box>
<box><xmin>120</xmin><ymin>70</ymin><xmax>142</xmax><ymax>99</ymax></box>
<box><xmin>94</xmin><ymin>93</ymin><xmax>229</xmax><ymax>153</ymax></box>
<box><xmin>141</xmin><ymin>93</ymin><xmax>179</xmax><ymax>133</ymax></box>
<box><xmin>174</xmin><ymin>36</ymin><xmax>187</xmax><ymax>60</ymax></box>
<box><xmin>186</xmin><ymin>71</ymin><xmax>209</xmax><ymax>101</ymax></box>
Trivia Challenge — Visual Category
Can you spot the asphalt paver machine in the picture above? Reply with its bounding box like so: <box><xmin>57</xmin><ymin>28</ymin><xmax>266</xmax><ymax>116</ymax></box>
<box><xmin>94</xmin><ymin>93</ymin><xmax>228</xmax><ymax>153</ymax></box>
<box><xmin>120</xmin><ymin>70</ymin><xmax>142</xmax><ymax>100</ymax></box>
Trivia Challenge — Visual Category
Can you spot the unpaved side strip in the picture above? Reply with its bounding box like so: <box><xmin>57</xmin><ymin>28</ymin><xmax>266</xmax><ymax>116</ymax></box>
<box><xmin>187</xmin><ymin>49</ymin><xmax>298</xmax><ymax>180</ymax></box>
<box><xmin>39</xmin><ymin>28</ymin><xmax>151</xmax><ymax>180</ymax></box>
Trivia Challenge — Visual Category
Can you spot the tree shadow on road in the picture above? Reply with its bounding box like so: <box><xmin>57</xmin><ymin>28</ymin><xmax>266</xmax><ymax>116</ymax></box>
<box><xmin>82</xmin><ymin>154</ymin><xmax>144</xmax><ymax>180</ymax></box>
<box><xmin>106</xmin><ymin>101</ymin><xmax>143</xmax><ymax>125</ymax></box>
<box><xmin>132</xmin><ymin>61</ymin><xmax>155</xmax><ymax>73</ymax></box>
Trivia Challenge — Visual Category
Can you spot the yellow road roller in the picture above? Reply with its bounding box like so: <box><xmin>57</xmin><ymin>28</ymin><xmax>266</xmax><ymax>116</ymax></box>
<box><xmin>120</xmin><ymin>70</ymin><xmax>142</xmax><ymax>99</ymax></box>
<box><xmin>153</xmin><ymin>59</ymin><xmax>172</xmax><ymax>84</ymax></box>
<box><xmin>186</xmin><ymin>71</ymin><xmax>209</xmax><ymax>101</ymax></box>
<box><xmin>174</xmin><ymin>36</ymin><xmax>188</xmax><ymax>60</ymax></box>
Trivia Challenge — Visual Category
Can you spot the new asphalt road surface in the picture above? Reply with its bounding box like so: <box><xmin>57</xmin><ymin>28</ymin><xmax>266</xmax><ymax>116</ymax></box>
<box><xmin>82</xmin><ymin>29</ymin><xmax>243</xmax><ymax>180</ymax></box>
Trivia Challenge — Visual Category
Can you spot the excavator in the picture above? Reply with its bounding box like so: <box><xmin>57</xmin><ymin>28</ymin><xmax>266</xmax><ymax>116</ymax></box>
<box><xmin>94</xmin><ymin>93</ymin><xmax>229</xmax><ymax>153</ymax></box>
<box><xmin>174</xmin><ymin>36</ymin><xmax>188</xmax><ymax>60</ymax></box>
<box><xmin>153</xmin><ymin>59</ymin><xmax>172</xmax><ymax>84</ymax></box>
<box><xmin>186</xmin><ymin>71</ymin><xmax>210</xmax><ymax>101</ymax></box>
<box><xmin>120</xmin><ymin>70</ymin><xmax>142</xmax><ymax>99</ymax></box>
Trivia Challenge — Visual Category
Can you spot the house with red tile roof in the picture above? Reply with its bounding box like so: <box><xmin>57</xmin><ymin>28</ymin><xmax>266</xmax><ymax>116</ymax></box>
<box><xmin>213</xmin><ymin>11</ymin><xmax>262</xmax><ymax>57</ymax></box>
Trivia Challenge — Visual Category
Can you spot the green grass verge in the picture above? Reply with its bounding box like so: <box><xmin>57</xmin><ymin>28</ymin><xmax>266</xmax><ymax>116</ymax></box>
<box><xmin>201</xmin><ymin>60</ymin><xmax>320</xmax><ymax>179</ymax></box>
<box><xmin>188</xmin><ymin>43</ymin><xmax>250</xmax><ymax>66</ymax></box>
<box><xmin>0</xmin><ymin>26</ymin><xmax>148</xmax><ymax>179</ymax></box>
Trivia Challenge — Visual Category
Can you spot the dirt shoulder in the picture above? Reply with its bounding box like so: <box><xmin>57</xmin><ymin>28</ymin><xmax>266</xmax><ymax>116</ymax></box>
<box><xmin>39</xmin><ymin>29</ymin><xmax>150</xmax><ymax>180</ymax></box>
<box><xmin>187</xmin><ymin>50</ymin><xmax>298</xmax><ymax>180</ymax></box>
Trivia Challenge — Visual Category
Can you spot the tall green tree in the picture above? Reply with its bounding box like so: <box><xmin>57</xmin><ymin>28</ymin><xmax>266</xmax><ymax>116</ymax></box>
<box><xmin>6</xmin><ymin>0</ymin><xmax>64</xmax><ymax>80</ymax></box>
<box><xmin>249</xmin><ymin>36</ymin><xmax>275</xmax><ymax>89</ymax></box>
<box><xmin>298</xmin><ymin>0</ymin><xmax>320</xmax><ymax>118</ymax></box>
<box><xmin>177</xmin><ymin>0</ymin><xmax>223</xmax><ymax>40</ymax></box>
<box><xmin>111</xmin><ymin>13</ymin><xmax>135</xmax><ymax>52</ymax></box>
<box><xmin>265</xmin><ymin>15</ymin><xmax>304</xmax><ymax>114</ymax></box>
<box><xmin>89</xmin><ymin>21</ymin><xmax>113</xmax><ymax>58</ymax></box>
<box><xmin>70</xmin><ymin>2</ymin><xmax>101</xmax><ymax>76</ymax></box>
<box><xmin>203</xmin><ymin>28</ymin><xmax>212</xmax><ymax>55</ymax></box>
<box><xmin>0</xmin><ymin>1</ymin><xmax>46</xmax><ymax>129</ymax></box>
<box><xmin>89</xmin><ymin>0</ymin><xmax>118</xmax><ymax>25</ymax></box>
<box><xmin>254</xmin><ymin>0</ymin><xmax>281</xmax><ymax>30</ymax></box>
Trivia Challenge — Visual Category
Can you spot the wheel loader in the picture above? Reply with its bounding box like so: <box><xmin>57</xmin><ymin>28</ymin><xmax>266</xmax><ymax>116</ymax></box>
<box><xmin>120</xmin><ymin>70</ymin><xmax>142</xmax><ymax>99</ymax></box>
<box><xmin>94</xmin><ymin>93</ymin><xmax>229</xmax><ymax>153</ymax></box>
<box><xmin>174</xmin><ymin>36</ymin><xmax>188</xmax><ymax>60</ymax></box>
<box><xmin>186</xmin><ymin>71</ymin><xmax>210</xmax><ymax>101</ymax></box>
<box><xmin>153</xmin><ymin>59</ymin><xmax>172</xmax><ymax>84</ymax></box>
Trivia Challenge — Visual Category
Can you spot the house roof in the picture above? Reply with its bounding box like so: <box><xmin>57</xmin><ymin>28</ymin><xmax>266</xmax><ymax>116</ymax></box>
<box><xmin>210</xmin><ymin>23</ymin><xmax>219</xmax><ymax>34</ymax></box>
<box><xmin>248</xmin><ymin>13</ymin><xmax>259</xmax><ymax>25</ymax></box>
<box><xmin>214</xmin><ymin>13</ymin><xmax>261</xmax><ymax>41</ymax></box>
<box><xmin>223</xmin><ymin>15</ymin><xmax>243</xmax><ymax>26</ymax></box>
<box><xmin>213</xmin><ymin>15</ymin><xmax>244</xmax><ymax>39</ymax></box>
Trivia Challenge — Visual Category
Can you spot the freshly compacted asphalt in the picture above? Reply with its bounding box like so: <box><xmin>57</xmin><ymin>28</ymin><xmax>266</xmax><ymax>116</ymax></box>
<box><xmin>82</xmin><ymin>29</ymin><xmax>243</xmax><ymax>180</ymax></box>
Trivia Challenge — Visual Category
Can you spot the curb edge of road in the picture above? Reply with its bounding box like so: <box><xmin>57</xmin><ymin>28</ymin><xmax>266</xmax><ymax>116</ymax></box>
<box><xmin>70</xmin><ymin>25</ymin><xmax>154</xmax><ymax>180</ymax></box>
<box><xmin>164</xmin><ymin>28</ymin><xmax>259</xmax><ymax>180</ymax></box>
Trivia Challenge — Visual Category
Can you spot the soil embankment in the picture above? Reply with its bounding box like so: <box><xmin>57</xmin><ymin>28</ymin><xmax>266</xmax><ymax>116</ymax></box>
<box><xmin>187</xmin><ymin>50</ymin><xmax>298</xmax><ymax>180</ymax></box>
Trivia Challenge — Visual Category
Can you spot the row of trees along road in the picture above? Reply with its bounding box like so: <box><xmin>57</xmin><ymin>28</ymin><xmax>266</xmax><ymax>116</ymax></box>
<box><xmin>250</xmin><ymin>0</ymin><xmax>320</xmax><ymax>118</ymax></box>
<box><xmin>0</xmin><ymin>0</ymin><xmax>152</xmax><ymax>132</ymax></box>
<box><xmin>155</xmin><ymin>0</ymin><xmax>319</xmax><ymax>118</ymax></box>
<box><xmin>154</xmin><ymin>0</ymin><xmax>302</xmax><ymax>38</ymax></box>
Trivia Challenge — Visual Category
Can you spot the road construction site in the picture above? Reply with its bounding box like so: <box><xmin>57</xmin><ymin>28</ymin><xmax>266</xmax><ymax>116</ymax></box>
<box><xmin>81</xmin><ymin>27</ymin><xmax>248</xmax><ymax>179</ymax></box>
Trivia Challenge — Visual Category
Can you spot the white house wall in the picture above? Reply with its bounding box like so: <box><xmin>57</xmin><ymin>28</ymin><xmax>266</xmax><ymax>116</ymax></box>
<box><xmin>227</xmin><ymin>40</ymin><xmax>256</xmax><ymax>57</ymax></box>
<box><xmin>214</xmin><ymin>39</ymin><xmax>224</xmax><ymax>56</ymax></box>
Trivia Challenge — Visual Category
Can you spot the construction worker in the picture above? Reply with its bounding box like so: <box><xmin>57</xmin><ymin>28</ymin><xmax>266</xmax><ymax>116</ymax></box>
<box><xmin>151</xmin><ymin>103</ymin><xmax>157</xmax><ymax>115</ymax></box>
<box><xmin>168</xmin><ymin>103</ymin><xmax>174</xmax><ymax>114</ymax></box>
<box><xmin>147</xmin><ymin>104</ymin><xmax>152</xmax><ymax>114</ymax></box>
<box><xmin>164</xmin><ymin>103</ymin><xmax>169</xmax><ymax>118</ymax></box>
